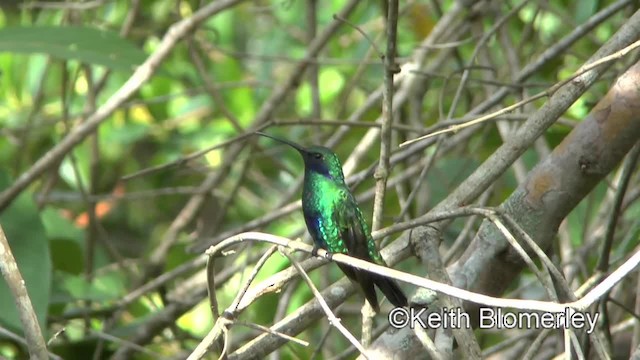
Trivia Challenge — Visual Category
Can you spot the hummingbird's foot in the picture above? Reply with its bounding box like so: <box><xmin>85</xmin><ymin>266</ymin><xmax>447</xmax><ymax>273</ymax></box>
<box><xmin>311</xmin><ymin>246</ymin><xmax>333</xmax><ymax>260</ymax></box>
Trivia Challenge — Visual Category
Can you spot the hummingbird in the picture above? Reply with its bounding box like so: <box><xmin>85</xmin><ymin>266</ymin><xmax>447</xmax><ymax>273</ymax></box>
<box><xmin>256</xmin><ymin>132</ymin><xmax>407</xmax><ymax>312</ymax></box>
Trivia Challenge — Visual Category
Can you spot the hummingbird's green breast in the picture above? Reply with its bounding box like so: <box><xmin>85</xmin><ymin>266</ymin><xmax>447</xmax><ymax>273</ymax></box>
<box><xmin>302</xmin><ymin>171</ymin><xmax>382</xmax><ymax>263</ymax></box>
<box><xmin>302</xmin><ymin>171</ymin><xmax>347</xmax><ymax>253</ymax></box>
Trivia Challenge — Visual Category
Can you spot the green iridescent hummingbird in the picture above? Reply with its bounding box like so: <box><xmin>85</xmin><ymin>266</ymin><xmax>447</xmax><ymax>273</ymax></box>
<box><xmin>256</xmin><ymin>132</ymin><xmax>407</xmax><ymax>312</ymax></box>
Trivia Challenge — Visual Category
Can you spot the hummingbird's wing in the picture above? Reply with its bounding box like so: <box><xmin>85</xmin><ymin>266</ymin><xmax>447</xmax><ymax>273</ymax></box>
<box><xmin>333</xmin><ymin>192</ymin><xmax>408</xmax><ymax>311</ymax></box>
<box><xmin>333</xmin><ymin>193</ymin><xmax>380</xmax><ymax>312</ymax></box>
<box><xmin>334</xmin><ymin>194</ymin><xmax>372</xmax><ymax>261</ymax></box>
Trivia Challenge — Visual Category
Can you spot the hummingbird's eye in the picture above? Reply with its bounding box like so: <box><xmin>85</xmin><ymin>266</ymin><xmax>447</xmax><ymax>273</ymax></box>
<box><xmin>313</xmin><ymin>153</ymin><xmax>322</xmax><ymax>159</ymax></box>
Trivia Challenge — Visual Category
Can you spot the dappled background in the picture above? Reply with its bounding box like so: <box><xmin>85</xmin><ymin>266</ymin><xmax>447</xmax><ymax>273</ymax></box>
<box><xmin>0</xmin><ymin>0</ymin><xmax>639</xmax><ymax>359</ymax></box>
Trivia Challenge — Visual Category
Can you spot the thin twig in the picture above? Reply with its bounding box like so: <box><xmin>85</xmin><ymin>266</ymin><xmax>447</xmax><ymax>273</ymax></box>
<box><xmin>401</xmin><ymin>39</ymin><xmax>640</xmax><ymax>147</ymax></box>
<box><xmin>207</xmin><ymin>232</ymin><xmax>640</xmax><ymax>313</ymax></box>
<box><xmin>598</xmin><ymin>142</ymin><xmax>640</xmax><ymax>272</ymax></box>
<box><xmin>332</xmin><ymin>14</ymin><xmax>384</xmax><ymax>58</ymax></box>
<box><xmin>0</xmin><ymin>0</ymin><xmax>248</xmax><ymax>212</ymax></box>
<box><xmin>364</xmin><ymin>0</ymin><xmax>400</xmax><ymax>347</ymax></box>
<box><xmin>0</xmin><ymin>225</ymin><xmax>48</xmax><ymax>359</ymax></box>
<box><xmin>234</xmin><ymin>320</ymin><xmax>309</xmax><ymax>347</ymax></box>
<box><xmin>280</xmin><ymin>247</ymin><xmax>369</xmax><ymax>358</ymax></box>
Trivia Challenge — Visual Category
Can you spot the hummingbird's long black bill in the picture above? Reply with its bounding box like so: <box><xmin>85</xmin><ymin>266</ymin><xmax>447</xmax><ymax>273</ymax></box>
<box><xmin>255</xmin><ymin>131</ymin><xmax>308</xmax><ymax>154</ymax></box>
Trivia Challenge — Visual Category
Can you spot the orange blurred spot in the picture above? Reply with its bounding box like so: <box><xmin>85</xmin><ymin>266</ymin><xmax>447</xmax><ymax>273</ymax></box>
<box><xmin>68</xmin><ymin>182</ymin><xmax>126</xmax><ymax>229</ymax></box>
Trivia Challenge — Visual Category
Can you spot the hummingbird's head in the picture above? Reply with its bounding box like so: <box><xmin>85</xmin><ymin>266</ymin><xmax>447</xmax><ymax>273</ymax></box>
<box><xmin>255</xmin><ymin>132</ymin><xmax>346</xmax><ymax>182</ymax></box>
<box><xmin>300</xmin><ymin>145</ymin><xmax>346</xmax><ymax>182</ymax></box>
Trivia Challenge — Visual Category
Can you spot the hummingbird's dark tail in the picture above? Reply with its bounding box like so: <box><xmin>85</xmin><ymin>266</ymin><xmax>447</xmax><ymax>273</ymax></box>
<box><xmin>372</xmin><ymin>273</ymin><xmax>408</xmax><ymax>309</ymax></box>
<box><xmin>339</xmin><ymin>263</ymin><xmax>407</xmax><ymax>313</ymax></box>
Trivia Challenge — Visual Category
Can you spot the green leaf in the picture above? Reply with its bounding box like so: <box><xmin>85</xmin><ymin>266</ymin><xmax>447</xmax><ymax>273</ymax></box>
<box><xmin>0</xmin><ymin>26</ymin><xmax>146</xmax><ymax>71</ymax></box>
<box><xmin>575</xmin><ymin>0</ymin><xmax>599</xmax><ymax>24</ymax></box>
<box><xmin>50</xmin><ymin>239</ymin><xmax>84</xmax><ymax>275</ymax></box>
<box><xmin>0</xmin><ymin>171</ymin><xmax>51</xmax><ymax>334</ymax></box>
<box><xmin>59</xmin><ymin>153</ymin><xmax>90</xmax><ymax>191</ymax></box>
<box><xmin>56</xmin><ymin>272</ymin><xmax>125</xmax><ymax>303</ymax></box>
<box><xmin>41</xmin><ymin>209</ymin><xmax>84</xmax><ymax>274</ymax></box>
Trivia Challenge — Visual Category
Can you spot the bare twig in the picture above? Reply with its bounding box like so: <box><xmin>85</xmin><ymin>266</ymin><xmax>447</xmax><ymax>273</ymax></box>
<box><xmin>0</xmin><ymin>0</ymin><xmax>248</xmax><ymax>212</ymax></box>
<box><xmin>208</xmin><ymin>232</ymin><xmax>640</xmax><ymax>313</ymax></box>
<box><xmin>401</xmin><ymin>39</ymin><xmax>640</xmax><ymax>146</ymax></box>
<box><xmin>0</xmin><ymin>225</ymin><xmax>48</xmax><ymax>359</ymax></box>
<box><xmin>598</xmin><ymin>142</ymin><xmax>640</xmax><ymax>272</ymax></box>
<box><xmin>280</xmin><ymin>248</ymin><xmax>369</xmax><ymax>358</ymax></box>
<box><xmin>362</xmin><ymin>0</ymin><xmax>400</xmax><ymax>347</ymax></box>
